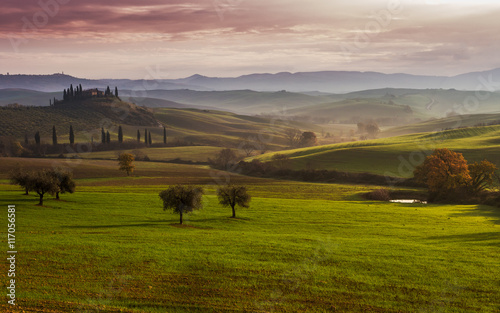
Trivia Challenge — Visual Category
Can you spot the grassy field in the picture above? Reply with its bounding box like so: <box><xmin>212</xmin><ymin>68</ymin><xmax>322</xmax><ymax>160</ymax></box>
<box><xmin>253</xmin><ymin>125</ymin><xmax>500</xmax><ymax>178</ymax></box>
<box><xmin>57</xmin><ymin>146</ymin><xmax>226</xmax><ymax>163</ymax></box>
<box><xmin>0</xmin><ymin>157</ymin><xmax>499</xmax><ymax>312</ymax></box>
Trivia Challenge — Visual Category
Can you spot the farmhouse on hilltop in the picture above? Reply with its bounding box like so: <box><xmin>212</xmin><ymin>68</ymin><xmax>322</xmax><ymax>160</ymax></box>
<box><xmin>82</xmin><ymin>88</ymin><xmax>104</xmax><ymax>97</ymax></box>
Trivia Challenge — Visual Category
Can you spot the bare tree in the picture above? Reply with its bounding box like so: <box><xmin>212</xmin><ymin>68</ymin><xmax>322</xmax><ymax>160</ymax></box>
<box><xmin>209</xmin><ymin>148</ymin><xmax>239</xmax><ymax>170</ymax></box>
<box><xmin>271</xmin><ymin>154</ymin><xmax>291</xmax><ymax>170</ymax></box>
<box><xmin>217</xmin><ymin>185</ymin><xmax>251</xmax><ymax>218</ymax></box>
<box><xmin>49</xmin><ymin>168</ymin><xmax>76</xmax><ymax>200</ymax></box>
<box><xmin>284</xmin><ymin>128</ymin><xmax>302</xmax><ymax>148</ymax></box>
<box><xmin>241</xmin><ymin>138</ymin><xmax>257</xmax><ymax>157</ymax></box>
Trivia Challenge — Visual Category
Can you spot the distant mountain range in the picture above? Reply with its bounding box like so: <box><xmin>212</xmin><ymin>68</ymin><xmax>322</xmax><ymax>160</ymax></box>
<box><xmin>2</xmin><ymin>68</ymin><xmax>500</xmax><ymax>93</ymax></box>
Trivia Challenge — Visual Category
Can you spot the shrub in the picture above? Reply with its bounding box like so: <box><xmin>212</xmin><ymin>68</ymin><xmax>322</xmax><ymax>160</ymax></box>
<box><xmin>365</xmin><ymin>189</ymin><xmax>391</xmax><ymax>201</ymax></box>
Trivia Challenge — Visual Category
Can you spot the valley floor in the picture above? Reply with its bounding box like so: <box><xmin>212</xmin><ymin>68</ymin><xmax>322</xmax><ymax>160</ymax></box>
<box><xmin>0</xmin><ymin>158</ymin><xmax>499</xmax><ymax>312</ymax></box>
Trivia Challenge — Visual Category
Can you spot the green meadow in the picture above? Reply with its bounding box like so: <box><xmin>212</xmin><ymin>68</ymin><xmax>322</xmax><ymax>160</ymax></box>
<box><xmin>0</xmin><ymin>158</ymin><xmax>499</xmax><ymax>312</ymax></box>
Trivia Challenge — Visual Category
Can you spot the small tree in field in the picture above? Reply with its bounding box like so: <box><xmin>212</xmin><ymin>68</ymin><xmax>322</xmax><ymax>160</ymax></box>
<box><xmin>217</xmin><ymin>185</ymin><xmax>251</xmax><ymax>218</ymax></box>
<box><xmin>299</xmin><ymin>131</ymin><xmax>317</xmax><ymax>147</ymax></box>
<box><xmin>468</xmin><ymin>160</ymin><xmax>498</xmax><ymax>193</ymax></box>
<box><xmin>118</xmin><ymin>153</ymin><xmax>135</xmax><ymax>176</ymax></box>
<box><xmin>49</xmin><ymin>168</ymin><xmax>76</xmax><ymax>200</ymax></box>
<box><xmin>159</xmin><ymin>185</ymin><xmax>204</xmax><ymax>224</ymax></box>
<box><xmin>29</xmin><ymin>170</ymin><xmax>59</xmax><ymax>206</ymax></box>
<box><xmin>9</xmin><ymin>166</ymin><xmax>32</xmax><ymax>195</ymax></box>
<box><xmin>209</xmin><ymin>148</ymin><xmax>238</xmax><ymax>170</ymax></box>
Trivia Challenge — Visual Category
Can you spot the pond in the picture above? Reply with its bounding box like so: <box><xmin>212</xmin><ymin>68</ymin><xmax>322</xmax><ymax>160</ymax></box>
<box><xmin>390</xmin><ymin>199</ymin><xmax>427</xmax><ymax>204</ymax></box>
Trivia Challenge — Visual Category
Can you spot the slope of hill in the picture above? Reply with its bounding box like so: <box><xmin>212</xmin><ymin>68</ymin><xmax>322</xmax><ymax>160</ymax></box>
<box><xmin>0</xmin><ymin>88</ymin><xmax>60</xmax><ymax>106</ymax></box>
<box><xmin>289</xmin><ymin>98</ymin><xmax>419</xmax><ymax>124</ymax></box>
<box><xmin>0</xmin><ymin>100</ymin><xmax>320</xmax><ymax>149</ymax></box>
<box><xmin>153</xmin><ymin>108</ymin><xmax>321</xmax><ymax>148</ymax></box>
<box><xmin>120</xmin><ymin>89</ymin><xmax>332</xmax><ymax>114</ymax></box>
<box><xmin>253</xmin><ymin>125</ymin><xmax>500</xmax><ymax>177</ymax></box>
<box><xmin>385</xmin><ymin>113</ymin><xmax>500</xmax><ymax>136</ymax></box>
<box><xmin>0</xmin><ymin>97</ymin><xmax>157</xmax><ymax>139</ymax></box>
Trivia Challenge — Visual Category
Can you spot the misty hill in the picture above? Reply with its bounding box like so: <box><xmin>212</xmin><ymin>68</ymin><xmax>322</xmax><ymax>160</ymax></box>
<box><xmin>290</xmin><ymin>88</ymin><xmax>500</xmax><ymax>124</ymax></box>
<box><xmin>0</xmin><ymin>73</ymin><xmax>206</xmax><ymax>93</ymax></box>
<box><xmin>288</xmin><ymin>98</ymin><xmax>418</xmax><ymax>124</ymax></box>
<box><xmin>152</xmin><ymin>108</ymin><xmax>321</xmax><ymax>148</ymax></box>
<box><xmin>3</xmin><ymin>68</ymin><xmax>500</xmax><ymax>93</ymax></box>
<box><xmin>175</xmin><ymin>69</ymin><xmax>500</xmax><ymax>93</ymax></box>
<box><xmin>0</xmin><ymin>89</ymin><xmax>60</xmax><ymax>106</ymax></box>
<box><xmin>0</xmin><ymin>97</ymin><xmax>157</xmax><ymax>139</ymax></box>
<box><xmin>120</xmin><ymin>89</ymin><xmax>332</xmax><ymax>114</ymax></box>
<box><xmin>385</xmin><ymin>113</ymin><xmax>500</xmax><ymax>136</ymax></box>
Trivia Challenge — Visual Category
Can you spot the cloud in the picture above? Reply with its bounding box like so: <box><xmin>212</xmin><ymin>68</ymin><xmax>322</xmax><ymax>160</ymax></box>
<box><xmin>1</xmin><ymin>0</ymin><xmax>500</xmax><ymax>77</ymax></box>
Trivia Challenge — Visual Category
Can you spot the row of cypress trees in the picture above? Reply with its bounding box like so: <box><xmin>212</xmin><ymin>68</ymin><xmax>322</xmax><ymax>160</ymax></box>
<box><xmin>29</xmin><ymin>125</ymin><xmax>168</xmax><ymax>146</ymax></box>
<box><xmin>138</xmin><ymin>127</ymin><xmax>167</xmax><ymax>146</ymax></box>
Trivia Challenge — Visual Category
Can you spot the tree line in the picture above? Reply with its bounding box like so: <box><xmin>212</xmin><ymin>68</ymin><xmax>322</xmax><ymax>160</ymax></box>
<box><xmin>25</xmin><ymin>125</ymin><xmax>168</xmax><ymax>148</ymax></box>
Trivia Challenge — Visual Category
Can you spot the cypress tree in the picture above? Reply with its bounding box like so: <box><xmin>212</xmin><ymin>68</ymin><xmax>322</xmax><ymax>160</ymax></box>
<box><xmin>70</xmin><ymin>84</ymin><xmax>74</xmax><ymax>98</ymax></box>
<box><xmin>144</xmin><ymin>129</ymin><xmax>148</xmax><ymax>145</ymax></box>
<box><xmin>69</xmin><ymin>125</ymin><xmax>75</xmax><ymax>144</ymax></box>
<box><xmin>137</xmin><ymin>130</ymin><xmax>140</xmax><ymax>142</ymax></box>
<box><xmin>79</xmin><ymin>84</ymin><xmax>83</xmax><ymax>96</ymax></box>
<box><xmin>52</xmin><ymin>126</ymin><xmax>57</xmax><ymax>145</ymax></box>
<box><xmin>35</xmin><ymin>131</ymin><xmax>40</xmax><ymax>145</ymax></box>
<box><xmin>101</xmin><ymin>128</ymin><xmax>106</xmax><ymax>144</ymax></box>
<box><xmin>63</xmin><ymin>89</ymin><xmax>67</xmax><ymax>101</ymax></box>
<box><xmin>106</xmin><ymin>131</ymin><xmax>110</xmax><ymax>144</ymax></box>
<box><xmin>163</xmin><ymin>127</ymin><xmax>167</xmax><ymax>144</ymax></box>
<box><xmin>53</xmin><ymin>97</ymin><xmax>56</xmax><ymax>105</ymax></box>
<box><xmin>115</xmin><ymin>87</ymin><xmax>118</xmax><ymax>97</ymax></box>
<box><xmin>118</xmin><ymin>126</ymin><xmax>123</xmax><ymax>143</ymax></box>
<box><xmin>148</xmin><ymin>132</ymin><xmax>152</xmax><ymax>145</ymax></box>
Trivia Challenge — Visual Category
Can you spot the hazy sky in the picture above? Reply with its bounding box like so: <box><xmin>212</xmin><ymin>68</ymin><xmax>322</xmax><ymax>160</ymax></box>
<box><xmin>1</xmin><ymin>0</ymin><xmax>500</xmax><ymax>79</ymax></box>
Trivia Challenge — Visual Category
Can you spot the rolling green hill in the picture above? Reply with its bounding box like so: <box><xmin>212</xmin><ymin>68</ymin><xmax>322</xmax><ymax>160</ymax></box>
<box><xmin>0</xmin><ymin>100</ymin><xmax>321</xmax><ymax>150</ymax></box>
<box><xmin>253</xmin><ymin>125</ymin><xmax>500</xmax><ymax>177</ymax></box>
<box><xmin>0</xmin><ymin>97</ymin><xmax>157</xmax><ymax>139</ymax></box>
<box><xmin>153</xmin><ymin>108</ymin><xmax>321</xmax><ymax>148</ymax></box>
<box><xmin>385</xmin><ymin>113</ymin><xmax>500</xmax><ymax>136</ymax></box>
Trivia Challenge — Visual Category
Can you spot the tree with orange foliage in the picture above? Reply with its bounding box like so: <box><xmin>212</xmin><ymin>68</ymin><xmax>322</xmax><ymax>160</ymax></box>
<box><xmin>413</xmin><ymin>148</ymin><xmax>471</xmax><ymax>198</ymax></box>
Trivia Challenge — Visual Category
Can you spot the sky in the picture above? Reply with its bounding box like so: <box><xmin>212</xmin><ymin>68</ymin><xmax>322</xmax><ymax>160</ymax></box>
<box><xmin>1</xmin><ymin>0</ymin><xmax>500</xmax><ymax>79</ymax></box>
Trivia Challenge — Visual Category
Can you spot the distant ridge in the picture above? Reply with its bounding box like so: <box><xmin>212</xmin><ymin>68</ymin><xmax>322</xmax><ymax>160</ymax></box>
<box><xmin>2</xmin><ymin>68</ymin><xmax>500</xmax><ymax>93</ymax></box>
